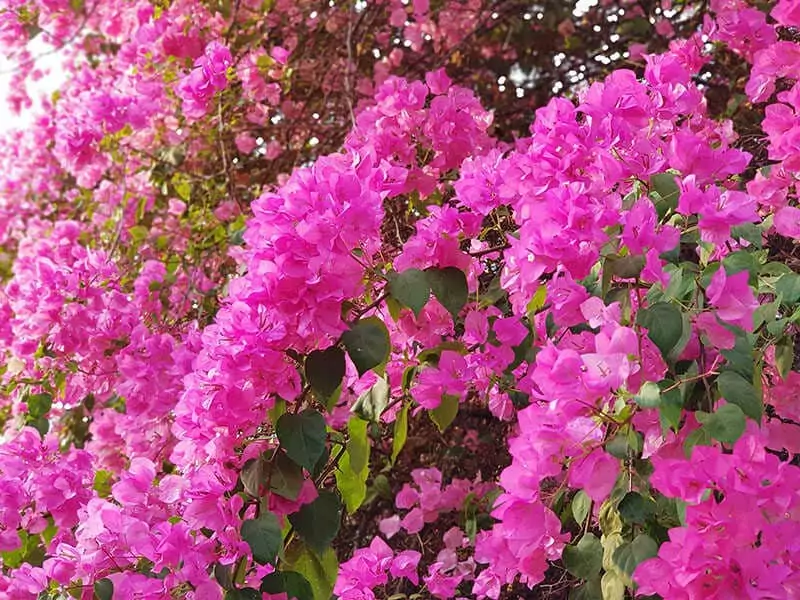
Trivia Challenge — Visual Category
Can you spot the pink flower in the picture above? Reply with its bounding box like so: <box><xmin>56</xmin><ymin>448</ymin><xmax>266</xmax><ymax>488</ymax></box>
<box><xmin>706</xmin><ymin>268</ymin><xmax>758</xmax><ymax>332</ymax></box>
<box><xmin>568</xmin><ymin>449</ymin><xmax>620</xmax><ymax>501</ymax></box>
<box><xmin>773</xmin><ymin>0</ymin><xmax>800</xmax><ymax>27</ymax></box>
<box><xmin>390</xmin><ymin>550</ymin><xmax>421</xmax><ymax>584</ymax></box>
<box><xmin>425</xmin><ymin>68</ymin><xmax>451</xmax><ymax>95</ymax></box>
<box><xmin>271</xmin><ymin>46</ymin><xmax>290</xmax><ymax>65</ymax></box>
<box><xmin>176</xmin><ymin>41</ymin><xmax>233</xmax><ymax>120</ymax></box>
<box><xmin>775</xmin><ymin>206</ymin><xmax>800</xmax><ymax>239</ymax></box>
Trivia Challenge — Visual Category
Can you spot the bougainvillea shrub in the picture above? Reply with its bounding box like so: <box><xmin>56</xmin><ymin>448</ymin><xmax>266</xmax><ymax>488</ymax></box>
<box><xmin>0</xmin><ymin>0</ymin><xmax>799</xmax><ymax>599</ymax></box>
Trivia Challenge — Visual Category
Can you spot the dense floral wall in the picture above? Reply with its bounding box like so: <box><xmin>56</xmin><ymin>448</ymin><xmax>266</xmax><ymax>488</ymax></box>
<box><xmin>0</xmin><ymin>0</ymin><xmax>798</xmax><ymax>599</ymax></box>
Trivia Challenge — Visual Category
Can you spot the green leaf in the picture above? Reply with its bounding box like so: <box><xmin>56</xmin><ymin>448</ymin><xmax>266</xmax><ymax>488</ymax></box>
<box><xmin>720</xmin><ymin>335</ymin><xmax>755</xmax><ymax>380</ymax></box>
<box><xmin>717</xmin><ymin>371</ymin><xmax>762</xmax><ymax>421</ymax></box>
<box><xmin>1</xmin><ymin>531</ymin><xmax>44</xmax><ymax>569</ymax></box>
<box><xmin>214</xmin><ymin>563</ymin><xmax>234</xmax><ymax>590</ymax></box>
<box><xmin>261</xmin><ymin>571</ymin><xmax>314</xmax><ymax>600</ymax></box>
<box><xmin>391</xmin><ymin>403</ymin><xmax>409</xmax><ymax>464</ymax></box>
<box><xmin>351</xmin><ymin>376</ymin><xmax>390</xmax><ymax>422</ymax></box>
<box><xmin>634</xmin><ymin>382</ymin><xmax>661</xmax><ymax>408</ymax></box>
<box><xmin>30</xmin><ymin>415</ymin><xmax>49</xmax><ymax>436</ymax></box>
<box><xmin>241</xmin><ymin>453</ymin><xmax>270</xmax><ymax>497</ymax></box>
<box><xmin>304</xmin><ymin>347</ymin><xmax>346</xmax><ymax>399</ymax></box>
<box><xmin>174</xmin><ymin>177</ymin><xmax>191</xmax><ymax>201</ymax></box>
<box><xmin>696</xmin><ymin>403</ymin><xmax>746</xmax><ymax>444</ymax></box>
<box><xmin>618</xmin><ymin>492</ymin><xmax>655</xmax><ymax>525</ymax></box>
<box><xmin>342</xmin><ymin>317</ymin><xmax>391</xmax><ymax>376</ymax></box>
<box><xmin>722</xmin><ymin>251</ymin><xmax>758</xmax><ymax>277</ymax></box>
<box><xmin>753</xmin><ymin>301</ymin><xmax>778</xmax><ymax>330</ymax></box>
<box><xmin>429</xmin><ymin>394</ymin><xmax>459</xmax><ymax>432</ymax></box>
<box><xmin>347</xmin><ymin>417</ymin><xmax>370</xmax><ymax>474</ymax></box>
<box><xmin>666</xmin><ymin>312</ymin><xmax>692</xmax><ymax>363</ymax></box>
<box><xmin>683</xmin><ymin>427</ymin><xmax>713</xmax><ymax>457</ymax></box>
<box><xmin>650</xmin><ymin>172</ymin><xmax>680</xmax><ymax>218</ymax></box>
<box><xmin>271</xmin><ymin>450</ymin><xmax>304</xmax><ymax>500</ymax></box>
<box><xmin>289</xmin><ymin>491</ymin><xmax>342</xmax><ymax>555</ymax></box>
<box><xmin>775</xmin><ymin>337</ymin><xmax>793</xmax><ymax>380</ymax></box>
<box><xmin>563</xmin><ymin>533</ymin><xmax>603</xmax><ymax>580</ymax></box>
<box><xmin>606</xmin><ymin>254</ymin><xmax>646</xmax><ymax>279</ymax></box>
<box><xmin>600</xmin><ymin>571</ymin><xmax>626</xmax><ymax>600</ymax></box>
<box><xmin>93</xmin><ymin>470</ymin><xmax>113</xmax><ymax>498</ymax></box>
<box><xmin>776</xmin><ymin>273</ymin><xmax>800</xmax><ymax>304</ymax></box>
<box><xmin>130</xmin><ymin>225</ymin><xmax>149</xmax><ymax>243</ymax></box>
<box><xmin>637</xmin><ymin>302</ymin><xmax>684</xmax><ymax>358</ymax></box>
<box><xmin>94</xmin><ymin>578</ymin><xmax>114</xmax><ymax>600</ymax></box>
<box><xmin>335</xmin><ymin>449</ymin><xmax>367</xmax><ymax>513</ymax></box>
<box><xmin>241</xmin><ymin>512</ymin><xmax>282</xmax><ymax>565</ymax></box>
<box><xmin>282</xmin><ymin>543</ymin><xmax>338</xmax><ymax>600</ymax></box>
<box><xmin>612</xmin><ymin>533</ymin><xmax>659</xmax><ymax>578</ymax></box>
<box><xmin>569</xmin><ymin>577</ymin><xmax>603</xmax><ymax>600</ymax></box>
<box><xmin>276</xmin><ymin>410</ymin><xmax>327</xmax><ymax>472</ymax></box>
<box><xmin>388</xmin><ymin>268</ymin><xmax>431</xmax><ymax>317</ymax></box>
<box><xmin>605</xmin><ymin>434</ymin><xmax>630</xmax><ymax>460</ymax></box>
<box><xmin>426</xmin><ymin>267</ymin><xmax>468</xmax><ymax>320</ymax></box>
<box><xmin>571</xmin><ymin>490</ymin><xmax>592</xmax><ymax>526</ymax></box>
<box><xmin>658</xmin><ymin>384</ymin><xmax>683</xmax><ymax>434</ymax></box>
<box><xmin>25</xmin><ymin>392</ymin><xmax>52</xmax><ymax>419</ymax></box>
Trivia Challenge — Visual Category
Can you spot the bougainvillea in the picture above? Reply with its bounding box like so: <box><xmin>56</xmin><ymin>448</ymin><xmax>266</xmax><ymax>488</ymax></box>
<box><xmin>0</xmin><ymin>0</ymin><xmax>799</xmax><ymax>599</ymax></box>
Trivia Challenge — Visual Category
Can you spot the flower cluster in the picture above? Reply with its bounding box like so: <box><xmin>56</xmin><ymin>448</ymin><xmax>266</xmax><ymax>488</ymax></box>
<box><xmin>0</xmin><ymin>0</ymin><xmax>797</xmax><ymax>598</ymax></box>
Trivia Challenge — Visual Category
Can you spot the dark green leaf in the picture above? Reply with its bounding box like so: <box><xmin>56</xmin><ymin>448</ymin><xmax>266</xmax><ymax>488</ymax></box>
<box><xmin>342</xmin><ymin>317</ymin><xmax>391</xmax><ymax>376</ymax></box>
<box><xmin>241</xmin><ymin>453</ymin><xmax>269</xmax><ymax>497</ymax></box>
<box><xmin>618</xmin><ymin>492</ymin><xmax>655</xmax><ymax>525</ymax></box>
<box><xmin>606</xmin><ymin>255</ymin><xmax>646</xmax><ymax>279</ymax></box>
<box><xmin>351</xmin><ymin>377</ymin><xmax>390</xmax><ymax>422</ymax></box>
<box><xmin>388</xmin><ymin>269</ymin><xmax>431</xmax><ymax>317</ymax></box>
<box><xmin>271</xmin><ymin>450</ymin><xmax>304</xmax><ymax>500</ymax></box>
<box><xmin>696</xmin><ymin>404</ymin><xmax>746</xmax><ymax>444</ymax></box>
<box><xmin>605</xmin><ymin>434</ymin><xmax>630</xmax><ymax>459</ymax></box>
<box><xmin>305</xmin><ymin>347</ymin><xmax>346</xmax><ymax>399</ymax></box>
<box><xmin>261</xmin><ymin>571</ymin><xmax>314</xmax><ymax>600</ymax></box>
<box><xmin>429</xmin><ymin>394</ymin><xmax>459</xmax><ymax>432</ymax></box>
<box><xmin>94</xmin><ymin>579</ymin><xmax>114</xmax><ymax>600</ymax></box>
<box><xmin>426</xmin><ymin>267</ymin><xmax>468</xmax><ymax>320</ymax></box>
<box><xmin>637</xmin><ymin>302</ymin><xmax>684</xmax><ymax>358</ymax></box>
<box><xmin>717</xmin><ymin>371</ymin><xmax>762</xmax><ymax>421</ymax></box>
<box><xmin>311</xmin><ymin>446</ymin><xmax>330</xmax><ymax>480</ymax></box>
<box><xmin>225</xmin><ymin>588</ymin><xmax>261</xmax><ymax>600</ymax></box>
<box><xmin>276</xmin><ymin>410</ymin><xmax>327</xmax><ymax>472</ymax></box>
<box><xmin>563</xmin><ymin>533</ymin><xmax>603</xmax><ymax>580</ymax></box>
<box><xmin>241</xmin><ymin>512</ymin><xmax>282</xmax><ymax>565</ymax></box>
<box><xmin>612</xmin><ymin>534</ymin><xmax>659</xmax><ymax>577</ymax></box>
<box><xmin>214</xmin><ymin>563</ymin><xmax>234</xmax><ymax>590</ymax></box>
<box><xmin>289</xmin><ymin>491</ymin><xmax>342</xmax><ymax>555</ymax></box>
<box><xmin>569</xmin><ymin>577</ymin><xmax>603</xmax><ymax>600</ymax></box>
<box><xmin>30</xmin><ymin>416</ymin><xmax>49</xmax><ymax>436</ymax></box>
<box><xmin>650</xmin><ymin>172</ymin><xmax>680</xmax><ymax>218</ymax></box>
<box><xmin>25</xmin><ymin>393</ymin><xmax>52</xmax><ymax>419</ymax></box>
